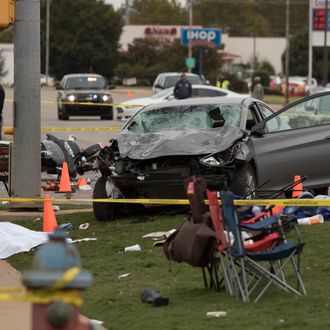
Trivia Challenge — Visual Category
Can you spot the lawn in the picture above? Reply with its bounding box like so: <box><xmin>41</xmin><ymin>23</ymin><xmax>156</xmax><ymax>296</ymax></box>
<box><xmin>8</xmin><ymin>210</ymin><xmax>330</xmax><ymax>330</ymax></box>
<box><xmin>264</xmin><ymin>95</ymin><xmax>303</xmax><ymax>106</ymax></box>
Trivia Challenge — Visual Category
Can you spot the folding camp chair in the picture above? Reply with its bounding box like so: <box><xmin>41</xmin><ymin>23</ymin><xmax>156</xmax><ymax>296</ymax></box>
<box><xmin>220</xmin><ymin>190</ymin><xmax>306</xmax><ymax>302</ymax></box>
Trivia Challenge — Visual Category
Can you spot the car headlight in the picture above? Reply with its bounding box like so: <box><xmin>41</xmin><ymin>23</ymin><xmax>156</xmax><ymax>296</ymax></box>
<box><xmin>67</xmin><ymin>94</ymin><xmax>75</xmax><ymax>102</ymax></box>
<box><xmin>102</xmin><ymin>95</ymin><xmax>109</xmax><ymax>102</ymax></box>
<box><xmin>200</xmin><ymin>156</ymin><xmax>221</xmax><ymax>167</ymax></box>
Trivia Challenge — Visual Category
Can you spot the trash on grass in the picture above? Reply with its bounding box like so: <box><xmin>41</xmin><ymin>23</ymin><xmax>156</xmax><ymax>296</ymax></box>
<box><xmin>143</xmin><ymin>229</ymin><xmax>177</xmax><ymax>241</ymax></box>
<box><xmin>53</xmin><ymin>205</ymin><xmax>60</xmax><ymax>212</ymax></box>
<box><xmin>32</xmin><ymin>217</ymin><xmax>41</xmax><ymax>222</ymax></box>
<box><xmin>206</xmin><ymin>311</ymin><xmax>227</xmax><ymax>318</ymax></box>
<box><xmin>140</xmin><ymin>288</ymin><xmax>169</xmax><ymax>307</ymax></box>
<box><xmin>118</xmin><ymin>273</ymin><xmax>131</xmax><ymax>279</ymax></box>
<box><xmin>79</xmin><ymin>223</ymin><xmax>90</xmax><ymax>230</ymax></box>
<box><xmin>58</xmin><ymin>223</ymin><xmax>73</xmax><ymax>230</ymax></box>
<box><xmin>124</xmin><ymin>244</ymin><xmax>141</xmax><ymax>252</ymax></box>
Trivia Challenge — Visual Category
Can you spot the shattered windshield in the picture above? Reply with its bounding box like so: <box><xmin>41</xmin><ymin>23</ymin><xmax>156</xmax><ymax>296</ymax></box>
<box><xmin>125</xmin><ymin>103</ymin><xmax>242</xmax><ymax>134</ymax></box>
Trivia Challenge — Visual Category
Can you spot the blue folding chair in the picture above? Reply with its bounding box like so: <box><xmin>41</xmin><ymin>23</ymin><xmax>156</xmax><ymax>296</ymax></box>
<box><xmin>221</xmin><ymin>191</ymin><xmax>306</xmax><ymax>302</ymax></box>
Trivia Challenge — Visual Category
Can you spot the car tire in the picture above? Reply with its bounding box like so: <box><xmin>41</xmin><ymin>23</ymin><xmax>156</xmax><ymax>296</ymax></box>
<box><xmin>230</xmin><ymin>163</ymin><xmax>257</xmax><ymax>199</ymax></box>
<box><xmin>62</xmin><ymin>106</ymin><xmax>69</xmax><ymax>120</ymax></box>
<box><xmin>100</xmin><ymin>109</ymin><xmax>113</xmax><ymax>120</ymax></box>
<box><xmin>93</xmin><ymin>177</ymin><xmax>116</xmax><ymax>221</ymax></box>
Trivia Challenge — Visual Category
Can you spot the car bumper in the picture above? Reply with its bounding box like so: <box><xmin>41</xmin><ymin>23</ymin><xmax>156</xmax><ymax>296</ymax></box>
<box><xmin>63</xmin><ymin>103</ymin><xmax>113</xmax><ymax>115</ymax></box>
<box><xmin>111</xmin><ymin>173</ymin><xmax>227</xmax><ymax>199</ymax></box>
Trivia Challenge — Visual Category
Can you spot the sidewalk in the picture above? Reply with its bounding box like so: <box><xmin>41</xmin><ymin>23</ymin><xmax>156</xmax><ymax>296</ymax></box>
<box><xmin>0</xmin><ymin>260</ymin><xmax>31</xmax><ymax>330</ymax></box>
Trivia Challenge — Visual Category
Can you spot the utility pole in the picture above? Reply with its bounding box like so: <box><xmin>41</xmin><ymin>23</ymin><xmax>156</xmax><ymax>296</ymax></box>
<box><xmin>125</xmin><ymin>0</ymin><xmax>130</xmax><ymax>25</ymax></box>
<box><xmin>188</xmin><ymin>0</ymin><xmax>193</xmax><ymax>73</ymax></box>
<box><xmin>11</xmin><ymin>0</ymin><xmax>41</xmax><ymax>205</ymax></box>
<box><xmin>252</xmin><ymin>32</ymin><xmax>256</xmax><ymax>73</ymax></box>
<box><xmin>308</xmin><ymin>0</ymin><xmax>313</xmax><ymax>91</ymax></box>
<box><xmin>45</xmin><ymin>0</ymin><xmax>50</xmax><ymax>85</ymax></box>
<box><xmin>322</xmin><ymin>0</ymin><xmax>329</xmax><ymax>86</ymax></box>
<box><xmin>285</xmin><ymin>0</ymin><xmax>290</xmax><ymax>105</ymax></box>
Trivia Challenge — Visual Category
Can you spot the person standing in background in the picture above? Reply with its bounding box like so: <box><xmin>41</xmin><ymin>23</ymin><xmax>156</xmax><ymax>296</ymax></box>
<box><xmin>174</xmin><ymin>73</ymin><xmax>192</xmax><ymax>100</ymax></box>
<box><xmin>252</xmin><ymin>76</ymin><xmax>264</xmax><ymax>101</ymax></box>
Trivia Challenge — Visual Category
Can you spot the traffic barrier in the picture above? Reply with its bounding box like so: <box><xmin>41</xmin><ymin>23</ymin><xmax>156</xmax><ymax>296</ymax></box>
<box><xmin>43</xmin><ymin>193</ymin><xmax>58</xmax><ymax>232</ymax></box>
<box><xmin>59</xmin><ymin>162</ymin><xmax>71</xmax><ymax>199</ymax></box>
<box><xmin>292</xmin><ymin>175</ymin><xmax>303</xmax><ymax>198</ymax></box>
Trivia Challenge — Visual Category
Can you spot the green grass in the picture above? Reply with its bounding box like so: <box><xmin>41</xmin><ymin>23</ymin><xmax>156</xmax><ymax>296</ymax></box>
<box><xmin>8</xmin><ymin>211</ymin><xmax>330</xmax><ymax>330</ymax></box>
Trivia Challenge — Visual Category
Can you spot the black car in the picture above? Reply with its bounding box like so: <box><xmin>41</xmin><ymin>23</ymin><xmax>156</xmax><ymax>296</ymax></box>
<box><xmin>92</xmin><ymin>92</ymin><xmax>330</xmax><ymax>221</ymax></box>
<box><xmin>57</xmin><ymin>73</ymin><xmax>114</xmax><ymax>120</ymax></box>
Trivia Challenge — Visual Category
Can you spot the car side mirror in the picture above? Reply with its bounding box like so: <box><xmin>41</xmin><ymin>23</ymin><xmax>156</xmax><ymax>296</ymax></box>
<box><xmin>155</xmin><ymin>84</ymin><xmax>162</xmax><ymax>89</ymax></box>
<box><xmin>251</xmin><ymin>121</ymin><xmax>266</xmax><ymax>135</ymax></box>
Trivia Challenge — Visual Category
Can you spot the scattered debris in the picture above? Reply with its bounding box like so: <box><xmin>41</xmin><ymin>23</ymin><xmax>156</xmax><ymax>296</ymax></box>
<box><xmin>140</xmin><ymin>288</ymin><xmax>169</xmax><ymax>307</ymax></box>
<box><xmin>32</xmin><ymin>217</ymin><xmax>41</xmax><ymax>222</ymax></box>
<box><xmin>118</xmin><ymin>273</ymin><xmax>131</xmax><ymax>279</ymax></box>
<box><xmin>79</xmin><ymin>223</ymin><xmax>90</xmax><ymax>230</ymax></box>
<box><xmin>58</xmin><ymin>223</ymin><xmax>73</xmax><ymax>230</ymax></box>
<box><xmin>124</xmin><ymin>244</ymin><xmax>141</xmax><ymax>252</ymax></box>
<box><xmin>206</xmin><ymin>311</ymin><xmax>227</xmax><ymax>318</ymax></box>
<box><xmin>53</xmin><ymin>205</ymin><xmax>60</xmax><ymax>212</ymax></box>
<box><xmin>78</xmin><ymin>184</ymin><xmax>92</xmax><ymax>191</ymax></box>
<box><xmin>70</xmin><ymin>238</ymin><xmax>97</xmax><ymax>243</ymax></box>
<box><xmin>143</xmin><ymin>229</ymin><xmax>177</xmax><ymax>241</ymax></box>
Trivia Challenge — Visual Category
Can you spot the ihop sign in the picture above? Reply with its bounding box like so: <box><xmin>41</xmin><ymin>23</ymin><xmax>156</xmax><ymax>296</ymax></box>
<box><xmin>181</xmin><ymin>28</ymin><xmax>221</xmax><ymax>47</ymax></box>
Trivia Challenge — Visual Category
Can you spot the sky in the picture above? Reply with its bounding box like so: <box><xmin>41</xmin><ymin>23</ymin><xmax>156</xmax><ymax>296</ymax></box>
<box><xmin>105</xmin><ymin>0</ymin><xmax>186</xmax><ymax>10</ymax></box>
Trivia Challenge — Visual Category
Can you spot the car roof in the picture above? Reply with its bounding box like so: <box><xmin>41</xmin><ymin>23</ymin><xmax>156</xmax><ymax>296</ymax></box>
<box><xmin>160</xmin><ymin>84</ymin><xmax>241</xmax><ymax>95</ymax></box>
<box><xmin>61</xmin><ymin>73</ymin><xmax>105</xmax><ymax>79</ymax></box>
<box><xmin>156</xmin><ymin>72</ymin><xmax>200</xmax><ymax>77</ymax></box>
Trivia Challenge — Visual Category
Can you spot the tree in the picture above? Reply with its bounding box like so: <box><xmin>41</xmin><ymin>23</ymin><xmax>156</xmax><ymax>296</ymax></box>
<box><xmin>115</xmin><ymin>38</ymin><xmax>223</xmax><ymax>84</ymax></box>
<box><xmin>40</xmin><ymin>0</ymin><xmax>123</xmax><ymax>80</ymax></box>
<box><xmin>130</xmin><ymin>0</ymin><xmax>187</xmax><ymax>25</ymax></box>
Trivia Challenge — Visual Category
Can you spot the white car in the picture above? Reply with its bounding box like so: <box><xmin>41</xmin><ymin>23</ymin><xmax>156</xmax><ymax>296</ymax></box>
<box><xmin>114</xmin><ymin>85</ymin><xmax>244</xmax><ymax>120</ymax></box>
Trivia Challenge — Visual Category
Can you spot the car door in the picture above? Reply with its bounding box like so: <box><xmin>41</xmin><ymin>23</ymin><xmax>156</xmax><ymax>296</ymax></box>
<box><xmin>251</xmin><ymin>92</ymin><xmax>330</xmax><ymax>193</ymax></box>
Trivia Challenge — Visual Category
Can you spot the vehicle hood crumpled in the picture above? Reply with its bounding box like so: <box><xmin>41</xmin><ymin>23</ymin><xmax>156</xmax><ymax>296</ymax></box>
<box><xmin>113</xmin><ymin>126</ymin><xmax>244</xmax><ymax>159</ymax></box>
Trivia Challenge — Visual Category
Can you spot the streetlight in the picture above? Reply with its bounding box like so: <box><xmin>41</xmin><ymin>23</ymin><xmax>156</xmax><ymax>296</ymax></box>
<box><xmin>188</xmin><ymin>0</ymin><xmax>193</xmax><ymax>73</ymax></box>
<box><xmin>284</xmin><ymin>0</ymin><xmax>290</xmax><ymax>105</ymax></box>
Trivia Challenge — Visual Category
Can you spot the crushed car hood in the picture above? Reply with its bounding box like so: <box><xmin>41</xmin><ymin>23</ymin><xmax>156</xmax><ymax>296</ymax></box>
<box><xmin>113</xmin><ymin>126</ymin><xmax>244</xmax><ymax>159</ymax></box>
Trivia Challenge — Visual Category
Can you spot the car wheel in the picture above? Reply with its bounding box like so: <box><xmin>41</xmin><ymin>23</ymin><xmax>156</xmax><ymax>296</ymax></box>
<box><xmin>62</xmin><ymin>106</ymin><xmax>69</xmax><ymax>120</ymax></box>
<box><xmin>230</xmin><ymin>163</ymin><xmax>257</xmax><ymax>199</ymax></box>
<box><xmin>93</xmin><ymin>177</ymin><xmax>124</xmax><ymax>221</ymax></box>
<box><xmin>57</xmin><ymin>107</ymin><xmax>63</xmax><ymax>120</ymax></box>
<box><xmin>100</xmin><ymin>108</ymin><xmax>113</xmax><ymax>120</ymax></box>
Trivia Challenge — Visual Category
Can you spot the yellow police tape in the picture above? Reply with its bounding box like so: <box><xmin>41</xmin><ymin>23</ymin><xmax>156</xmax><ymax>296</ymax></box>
<box><xmin>3</xmin><ymin>126</ymin><xmax>121</xmax><ymax>135</ymax></box>
<box><xmin>0</xmin><ymin>267</ymin><xmax>83</xmax><ymax>306</ymax></box>
<box><xmin>2</xmin><ymin>197</ymin><xmax>330</xmax><ymax>207</ymax></box>
<box><xmin>5</xmin><ymin>98</ymin><xmax>145</xmax><ymax>108</ymax></box>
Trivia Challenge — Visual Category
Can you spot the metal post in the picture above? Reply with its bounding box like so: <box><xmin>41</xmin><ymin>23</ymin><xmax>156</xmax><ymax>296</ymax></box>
<box><xmin>307</xmin><ymin>0</ymin><xmax>313</xmax><ymax>91</ymax></box>
<box><xmin>198</xmin><ymin>46</ymin><xmax>203</xmax><ymax>77</ymax></box>
<box><xmin>322</xmin><ymin>0</ymin><xmax>329</xmax><ymax>86</ymax></box>
<box><xmin>252</xmin><ymin>33</ymin><xmax>256</xmax><ymax>73</ymax></box>
<box><xmin>45</xmin><ymin>0</ymin><xmax>50</xmax><ymax>85</ymax></box>
<box><xmin>285</xmin><ymin>0</ymin><xmax>290</xmax><ymax>105</ymax></box>
<box><xmin>125</xmin><ymin>0</ymin><xmax>130</xmax><ymax>25</ymax></box>
<box><xmin>11</xmin><ymin>0</ymin><xmax>41</xmax><ymax>204</ymax></box>
<box><xmin>188</xmin><ymin>0</ymin><xmax>193</xmax><ymax>73</ymax></box>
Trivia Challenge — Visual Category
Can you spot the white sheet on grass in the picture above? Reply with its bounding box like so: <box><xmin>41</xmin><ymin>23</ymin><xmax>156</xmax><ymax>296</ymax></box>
<box><xmin>0</xmin><ymin>222</ymin><xmax>49</xmax><ymax>259</ymax></box>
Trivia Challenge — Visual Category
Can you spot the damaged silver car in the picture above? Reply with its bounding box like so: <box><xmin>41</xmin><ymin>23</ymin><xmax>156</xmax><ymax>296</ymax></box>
<box><xmin>93</xmin><ymin>92</ymin><xmax>330</xmax><ymax>221</ymax></box>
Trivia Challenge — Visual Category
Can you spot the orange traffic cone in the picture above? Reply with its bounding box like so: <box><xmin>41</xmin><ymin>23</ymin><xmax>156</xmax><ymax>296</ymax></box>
<box><xmin>43</xmin><ymin>194</ymin><xmax>58</xmax><ymax>232</ymax></box>
<box><xmin>59</xmin><ymin>162</ymin><xmax>72</xmax><ymax>199</ymax></box>
<box><xmin>292</xmin><ymin>175</ymin><xmax>303</xmax><ymax>198</ymax></box>
<box><xmin>76</xmin><ymin>176</ymin><xmax>87</xmax><ymax>187</ymax></box>
<box><xmin>127</xmin><ymin>90</ymin><xmax>132</xmax><ymax>99</ymax></box>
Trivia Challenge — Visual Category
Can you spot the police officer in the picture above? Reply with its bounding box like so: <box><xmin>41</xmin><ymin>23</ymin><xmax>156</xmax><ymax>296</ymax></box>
<box><xmin>174</xmin><ymin>73</ymin><xmax>192</xmax><ymax>100</ymax></box>
<box><xmin>0</xmin><ymin>83</ymin><xmax>4</xmax><ymax>139</ymax></box>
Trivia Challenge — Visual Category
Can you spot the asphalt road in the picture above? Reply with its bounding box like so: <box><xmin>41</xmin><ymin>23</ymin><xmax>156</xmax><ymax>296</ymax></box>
<box><xmin>2</xmin><ymin>86</ymin><xmax>152</xmax><ymax>148</ymax></box>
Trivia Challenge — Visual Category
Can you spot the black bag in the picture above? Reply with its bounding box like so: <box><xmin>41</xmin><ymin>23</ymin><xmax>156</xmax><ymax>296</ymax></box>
<box><xmin>163</xmin><ymin>221</ymin><xmax>217</xmax><ymax>267</ymax></box>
